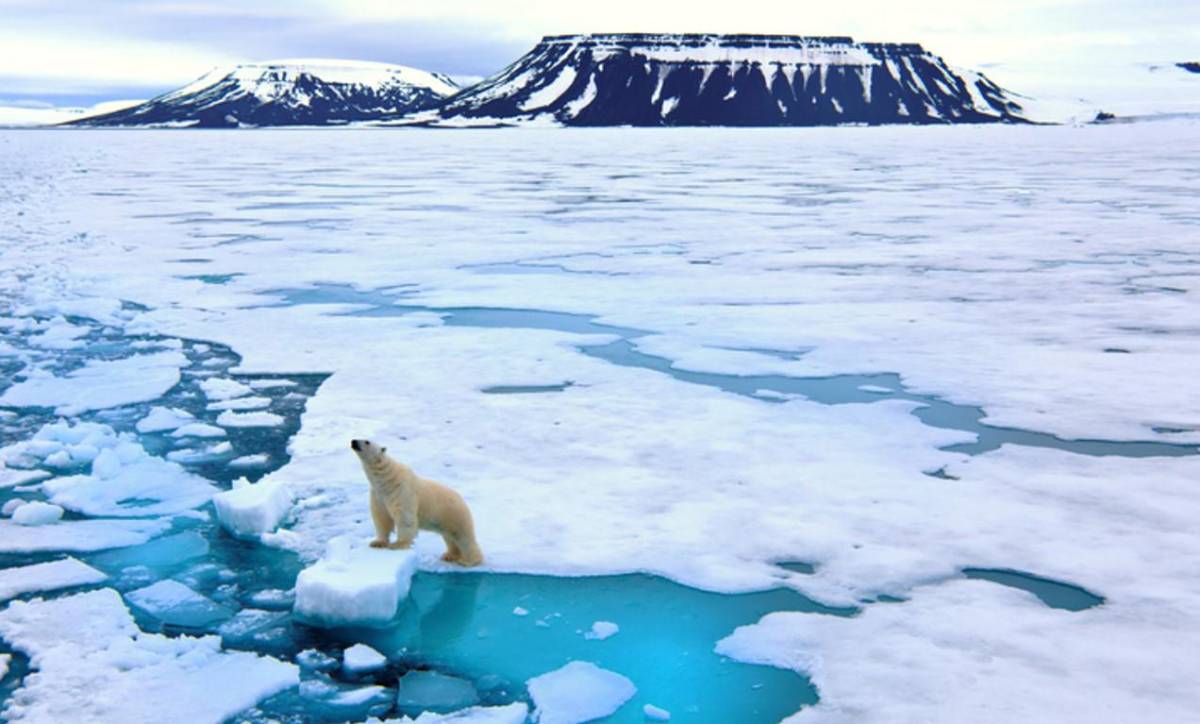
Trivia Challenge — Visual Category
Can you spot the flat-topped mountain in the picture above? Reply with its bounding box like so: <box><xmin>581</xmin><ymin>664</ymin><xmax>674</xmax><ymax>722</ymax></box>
<box><xmin>433</xmin><ymin>34</ymin><xmax>1029</xmax><ymax>126</ymax></box>
<box><xmin>72</xmin><ymin>59</ymin><xmax>458</xmax><ymax>127</ymax></box>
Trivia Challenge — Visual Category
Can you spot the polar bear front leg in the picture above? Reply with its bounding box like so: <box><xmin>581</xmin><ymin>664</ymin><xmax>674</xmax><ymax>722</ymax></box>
<box><xmin>390</xmin><ymin>509</ymin><xmax>418</xmax><ymax>550</ymax></box>
<box><xmin>369</xmin><ymin>490</ymin><xmax>393</xmax><ymax>548</ymax></box>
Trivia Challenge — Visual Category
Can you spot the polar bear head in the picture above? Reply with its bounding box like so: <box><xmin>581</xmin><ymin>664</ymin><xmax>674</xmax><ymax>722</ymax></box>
<box><xmin>350</xmin><ymin>438</ymin><xmax>387</xmax><ymax>465</ymax></box>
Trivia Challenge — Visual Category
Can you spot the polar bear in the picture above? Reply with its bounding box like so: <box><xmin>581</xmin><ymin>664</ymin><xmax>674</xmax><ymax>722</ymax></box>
<box><xmin>350</xmin><ymin>439</ymin><xmax>484</xmax><ymax>567</ymax></box>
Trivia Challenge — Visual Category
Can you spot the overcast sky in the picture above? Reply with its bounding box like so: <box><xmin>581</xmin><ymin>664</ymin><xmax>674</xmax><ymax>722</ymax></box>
<box><xmin>1</xmin><ymin>0</ymin><xmax>1196</xmax><ymax>106</ymax></box>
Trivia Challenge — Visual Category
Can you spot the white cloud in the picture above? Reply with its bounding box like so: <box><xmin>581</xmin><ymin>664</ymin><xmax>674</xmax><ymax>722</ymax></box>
<box><xmin>0</xmin><ymin>29</ymin><xmax>244</xmax><ymax>94</ymax></box>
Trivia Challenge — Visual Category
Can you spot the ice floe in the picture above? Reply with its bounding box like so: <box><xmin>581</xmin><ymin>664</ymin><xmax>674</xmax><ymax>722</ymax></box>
<box><xmin>373</xmin><ymin>702</ymin><xmax>529</xmax><ymax>723</ymax></box>
<box><xmin>396</xmin><ymin>670</ymin><xmax>479</xmax><ymax>714</ymax></box>
<box><xmin>0</xmin><ymin>589</ymin><xmax>297</xmax><ymax>722</ymax></box>
<box><xmin>0</xmin><ymin>466</ymin><xmax>51</xmax><ymax>489</ymax></box>
<box><xmin>293</xmin><ymin>540</ymin><xmax>418</xmax><ymax>626</ymax></box>
<box><xmin>0</xmin><ymin>350</ymin><xmax>186</xmax><ymax>415</ymax></box>
<box><xmin>171</xmin><ymin>422</ymin><xmax>227</xmax><ymax>438</ymax></box>
<box><xmin>0</xmin><ymin>558</ymin><xmax>106</xmax><ymax>601</ymax></box>
<box><xmin>199</xmin><ymin>377</ymin><xmax>253</xmax><ymax>401</ymax></box>
<box><xmin>342</xmin><ymin>643</ymin><xmax>387</xmax><ymax>674</ymax></box>
<box><xmin>216</xmin><ymin>410</ymin><xmax>285</xmax><ymax>428</ymax></box>
<box><xmin>32</xmin><ymin>426</ymin><xmax>216</xmax><ymax>517</ymax></box>
<box><xmin>9</xmin><ymin>501</ymin><xmax>64</xmax><ymax>526</ymax></box>
<box><xmin>583</xmin><ymin>620</ymin><xmax>619</xmax><ymax>640</ymax></box>
<box><xmin>0</xmin><ymin>518</ymin><xmax>170</xmax><ymax>553</ymax></box>
<box><xmin>212</xmin><ymin>477</ymin><xmax>293</xmax><ymax>538</ymax></box>
<box><xmin>135</xmin><ymin>406</ymin><xmax>195</xmax><ymax>433</ymax></box>
<box><xmin>526</xmin><ymin>661</ymin><xmax>636</xmax><ymax>724</ymax></box>
<box><xmin>125</xmin><ymin>579</ymin><xmax>234</xmax><ymax>629</ymax></box>
<box><xmin>229</xmin><ymin>453</ymin><xmax>271</xmax><ymax>469</ymax></box>
<box><xmin>206</xmin><ymin>395</ymin><xmax>272</xmax><ymax>411</ymax></box>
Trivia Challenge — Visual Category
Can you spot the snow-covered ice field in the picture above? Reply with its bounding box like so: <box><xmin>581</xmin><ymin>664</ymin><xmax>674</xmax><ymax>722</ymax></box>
<box><xmin>1</xmin><ymin>123</ymin><xmax>1199</xmax><ymax>722</ymax></box>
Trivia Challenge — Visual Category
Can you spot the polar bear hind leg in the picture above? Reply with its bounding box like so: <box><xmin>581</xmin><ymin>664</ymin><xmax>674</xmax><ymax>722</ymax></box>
<box><xmin>440</xmin><ymin>535</ymin><xmax>462</xmax><ymax>563</ymax></box>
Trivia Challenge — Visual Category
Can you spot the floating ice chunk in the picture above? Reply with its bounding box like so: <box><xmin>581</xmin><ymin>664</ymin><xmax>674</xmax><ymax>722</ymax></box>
<box><xmin>213</xmin><ymin>477</ymin><xmax>293</xmax><ymax>538</ymax></box>
<box><xmin>136</xmin><ymin>406</ymin><xmax>195</xmax><ymax>433</ymax></box>
<box><xmin>171</xmin><ymin>422</ymin><xmax>227</xmax><ymax>438</ymax></box>
<box><xmin>0</xmin><ymin>589</ymin><xmax>297</xmax><ymax>722</ymax></box>
<box><xmin>294</xmin><ymin>543</ymin><xmax>418</xmax><ymax>626</ymax></box>
<box><xmin>90</xmin><ymin>531</ymin><xmax>210</xmax><ymax>572</ymax></box>
<box><xmin>217</xmin><ymin>608</ymin><xmax>291</xmax><ymax>647</ymax></box>
<box><xmin>330</xmin><ymin>683</ymin><xmax>392</xmax><ymax>707</ymax></box>
<box><xmin>858</xmin><ymin>384</ymin><xmax>892</xmax><ymax>394</ymax></box>
<box><xmin>11</xmin><ymin>501</ymin><xmax>65</xmax><ymax>526</ymax></box>
<box><xmin>0</xmin><ymin>653</ymin><xmax>8</xmax><ymax>679</ymax></box>
<box><xmin>217</xmin><ymin>410</ymin><xmax>286</xmax><ymax>428</ymax></box>
<box><xmin>0</xmin><ymin>466</ymin><xmax>51</xmax><ymax>489</ymax></box>
<box><xmin>29</xmin><ymin>317</ymin><xmax>88</xmax><ymax>350</ymax></box>
<box><xmin>66</xmin><ymin>443</ymin><xmax>101</xmax><ymax>463</ymax></box>
<box><xmin>207</xmin><ymin>396</ymin><xmax>272</xmax><ymax>411</ymax></box>
<box><xmin>343</xmin><ymin>643</ymin><xmax>388</xmax><ymax>674</ymax></box>
<box><xmin>584</xmin><ymin>621</ymin><xmax>619</xmax><ymax>640</ymax></box>
<box><xmin>167</xmin><ymin>441</ymin><xmax>234</xmax><ymax>464</ymax></box>
<box><xmin>527</xmin><ymin>661</ymin><xmax>636</xmax><ymax>724</ymax></box>
<box><xmin>301</xmin><ymin>674</ymin><xmax>390</xmax><ymax>705</ymax></box>
<box><xmin>643</xmin><ymin>704</ymin><xmax>671</xmax><ymax>720</ymax></box>
<box><xmin>396</xmin><ymin>671</ymin><xmax>480</xmax><ymax>714</ymax></box>
<box><xmin>43</xmin><ymin>450</ymin><xmax>74</xmax><ymax>468</ymax></box>
<box><xmin>132</xmin><ymin>338</ymin><xmax>183</xmax><ymax>351</ymax></box>
<box><xmin>247</xmin><ymin>588</ymin><xmax>296</xmax><ymax>610</ymax></box>
<box><xmin>753</xmin><ymin>389</ymin><xmax>804</xmax><ymax>401</ymax></box>
<box><xmin>33</xmin><ymin>420</ymin><xmax>116</xmax><ymax>447</ymax></box>
<box><xmin>250</xmin><ymin>379</ymin><xmax>297</xmax><ymax>390</ymax></box>
<box><xmin>43</xmin><ymin>443</ymin><xmax>215</xmax><ymax>517</ymax></box>
<box><xmin>380</xmin><ymin>702</ymin><xmax>530</xmax><ymax>724</ymax></box>
<box><xmin>125</xmin><ymin>579</ymin><xmax>234</xmax><ymax>629</ymax></box>
<box><xmin>20</xmin><ymin>298</ymin><xmax>126</xmax><ymax>326</ymax></box>
<box><xmin>300</xmin><ymin>673</ymin><xmax>392</xmax><ymax>709</ymax></box>
<box><xmin>2</xmin><ymin>498</ymin><xmax>26</xmax><ymax>516</ymax></box>
<box><xmin>229</xmin><ymin>453</ymin><xmax>270</xmax><ymax>469</ymax></box>
<box><xmin>297</xmin><ymin>648</ymin><xmax>339</xmax><ymax>671</ymax></box>
<box><xmin>200</xmin><ymin>377</ymin><xmax>253</xmax><ymax>400</ymax></box>
<box><xmin>91</xmin><ymin>447</ymin><xmax>122</xmax><ymax>478</ymax></box>
<box><xmin>513</xmin><ymin>606</ymin><xmax>530</xmax><ymax>616</ymax></box>
<box><xmin>0</xmin><ymin>557</ymin><xmax>107</xmax><ymax>600</ymax></box>
<box><xmin>0</xmin><ymin>350</ymin><xmax>186</xmax><ymax>415</ymax></box>
<box><xmin>0</xmin><ymin>518</ymin><xmax>170</xmax><ymax>553</ymax></box>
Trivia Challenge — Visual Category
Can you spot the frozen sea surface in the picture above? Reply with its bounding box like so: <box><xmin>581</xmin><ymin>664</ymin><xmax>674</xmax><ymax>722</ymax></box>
<box><xmin>2</xmin><ymin>124</ymin><xmax>1200</xmax><ymax>722</ymax></box>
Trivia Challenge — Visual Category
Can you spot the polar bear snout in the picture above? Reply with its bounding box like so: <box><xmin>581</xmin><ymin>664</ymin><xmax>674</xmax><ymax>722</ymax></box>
<box><xmin>350</xmin><ymin>438</ymin><xmax>387</xmax><ymax>463</ymax></box>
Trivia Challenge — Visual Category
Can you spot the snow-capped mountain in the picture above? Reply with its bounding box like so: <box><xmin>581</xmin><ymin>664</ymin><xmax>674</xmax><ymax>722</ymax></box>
<box><xmin>72</xmin><ymin>59</ymin><xmax>458</xmax><ymax>127</ymax></box>
<box><xmin>0</xmin><ymin>99</ymin><xmax>143</xmax><ymax>128</ymax></box>
<box><xmin>432</xmin><ymin>34</ymin><xmax>1028</xmax><ymax>126</ymax></box>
